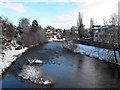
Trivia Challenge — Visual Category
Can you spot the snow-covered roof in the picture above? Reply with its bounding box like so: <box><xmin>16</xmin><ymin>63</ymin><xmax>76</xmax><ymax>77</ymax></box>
<box><xmin>47</xmin><ymin>29</ymin><xmax>51</xmax><ymax>32</ymax></box>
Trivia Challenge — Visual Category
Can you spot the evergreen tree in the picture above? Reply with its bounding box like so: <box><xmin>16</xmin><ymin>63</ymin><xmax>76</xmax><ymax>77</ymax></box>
<box><xmin>89</xmin><ymin>18</ymin><xmax>94</xmax><ymax>38</ymax></box>
<box><xmin>31</xmin><ymin>20</ymin><xmax>39</xmax><ymax>32</ymax></box>
<box><xmin>77</xmin><ymin>12</ymin><xmax>84</xmax><ymax>38</ymax></box>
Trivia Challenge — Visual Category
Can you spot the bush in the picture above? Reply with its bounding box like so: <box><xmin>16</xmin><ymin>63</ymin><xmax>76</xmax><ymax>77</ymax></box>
<box><xmin>21</xmin><ymin>25</ymin><xmax>47</xmax><ymax>48</ymax></box>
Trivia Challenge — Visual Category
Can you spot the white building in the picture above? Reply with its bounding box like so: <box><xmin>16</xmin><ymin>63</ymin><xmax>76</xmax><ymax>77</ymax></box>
<box><xmin>93</xmin><ymin>25</ymin><xmax>118</xmax><ymax>46</ymax></box>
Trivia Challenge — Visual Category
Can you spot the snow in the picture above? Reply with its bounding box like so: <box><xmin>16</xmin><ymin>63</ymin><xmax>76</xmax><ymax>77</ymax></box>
<box><xmin>64</xmin><ymin>40</ymin><xmax>120</xmax><ymax>65</ymax></box>
<box><xmin>28</xmin><ymin>58</ymin><xmax>43</xmax><ymax>64</ymax></box>
<box><xmin>19</xmin><ymin>65</ymin><xmax>53</xmax><ymax>86</ymax></box>
<box><xmin>18</xmin><ymin>65</ymin><xmax>44</xmax><ymax>84</ymax></box>
<box><xmin>0</xmin><ymin>40</ymin><xmax>28</xmax><ymax>77</ymax></box>
<box><xmin>48</xmin><ymin>38</ymin><xmax>63</xmax><ymax>42</ymax></box>
<box><xmin>44</xmin><ymin>80</ymin><xmax>52</xmax><ymax>86</ymax></box>
<box><xmin>34</xmin><ymin>60</ymin><xmax>43</xmax><ymax>64</ymax></box>
<box><xmin>48</xmin><ymin>35</ymin><xmax>64</xmax><ymax>42</ymax></box>
<box><xmin>75</xmin><ymin>44</ymin><xmax>120</xmax><ymax>64</ymax></box>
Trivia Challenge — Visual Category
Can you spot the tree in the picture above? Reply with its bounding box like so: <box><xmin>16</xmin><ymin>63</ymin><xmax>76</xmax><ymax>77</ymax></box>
<box><xmin>21</xmin><ymin>19</ymin><xmax>47</xmax><ymax>48</ymax></box>
<box><xmin>0</xmin><ymin>17</ymin><xmax>9</xmax><ymax>36</ymax></box>
<box><xmin>77</xmin><ymin>12</ymin><xmax>84</xmax><ymax>38</ymax></box>
<box><xmin>4</xmin><ymin>23</ymin><xmax>16</xmax><ymax>40</ymax></box>
<box><xmin>109</xmin><ymin>13</ymin><xmax>118</xmax><ymax>26</ymax></box>
<box><xmin>0</xmin><ymin>17</ymin><xmax>16</xmax><ymax>40</ymax></box>
<box><xmin>18</xmin><ymin>18</ymin><xmax>30</xmax><ymax>33</ymax></box>
<box><xmin>47</xmin><ymin>25</ymin><xmax>54</xmax><ymax>30</ymax></box>
<box><xmin>103</xmin><ymin>18</ymin><xmax>108</xmax><ymax>26</ymax></box>
<box><xmin>31</xmin><ymin>20</ymin><xmax>39</xmax><ymax>32</ymax></box>
<box><xmin>108</xmin><ymin>13</ymin><xmax>119</xmax><ymax>63</ymax></box>
<box><xmin>117</xmin><ymin>2</ymin><xmax>120</xmax><ymax>64</ymax></box>
<box><xmin>89</xmin><ymin>18</ymin><xmax>94</xmax><ymax>38</ymax></box>
<box><xmin>19</xmin><ymin>18</ymin><xmax>30</xmax><ymax>28</ymax></box>
<box><xmin>0</xmin><ymin>17</ymin><xmax>3</xmax><ymax>36</ymax></box>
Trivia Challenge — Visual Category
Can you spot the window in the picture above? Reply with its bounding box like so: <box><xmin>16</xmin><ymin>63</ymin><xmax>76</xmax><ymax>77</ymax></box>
<box><xmin>105</xmin><ymin>35</ymin><xmax>107</xmax><ymax>37</ymax></box>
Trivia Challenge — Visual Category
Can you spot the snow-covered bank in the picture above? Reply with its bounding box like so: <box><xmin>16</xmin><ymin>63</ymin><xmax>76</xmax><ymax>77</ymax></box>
<box><xmin>48</xmin><ymin>38</ymin><xmax>63</xmax><ymax>42</ymax></box>
<box><xmin>19</xmin><ymin>65</ymin><xmax>54</xmax><ymax>86</ymax></box>
<box><xmin>19</xmin><ymin>65</ymin><xmax>43</xmax><ymax>84</ymax></box>
<box><xmin>0</xmin><ymin>41</ymin><xmax>28</xmax><ymax>77</ymax></box>
<box><xmin>48</xmin><ymin>35</ymin><xmax>65</xmax><ymax>42</ymax></box>
<box><xmin>64</xmin><ymin>40</ymin><xmax>120</xmax><ymax>65</ymax></box>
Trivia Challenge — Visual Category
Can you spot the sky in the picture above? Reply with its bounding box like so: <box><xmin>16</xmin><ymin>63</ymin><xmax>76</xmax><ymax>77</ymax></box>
<box><xmin>0</xmin><ymin>0</ymin><xmax>119</xmax><ymax>29</ymax></box>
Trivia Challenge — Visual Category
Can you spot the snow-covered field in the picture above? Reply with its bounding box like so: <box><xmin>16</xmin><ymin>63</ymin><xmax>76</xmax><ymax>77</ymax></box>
<box><xmin>0</xmin><ymin>40</ymin><xmax>28</xmax><ymax>77</ymax></box>
<box><xmin>64</xmin><ymin>40</ymin><xmax>120</xmax><ymax>65</ymax></box>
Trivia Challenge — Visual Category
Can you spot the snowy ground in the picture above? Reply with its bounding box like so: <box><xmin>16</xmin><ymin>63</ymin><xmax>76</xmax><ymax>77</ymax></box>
<box><xmin>48</xmin><ymin>35</ymin><xmax>64</xmax><ymax>42</ymax></box>
<box><xmin>19</xmin><ymin>65</ymin><xmax>53</xmax><ymax>86</ymax></box>
<box><xmin>63</xmin><ymin>40</ymin><xmax>120</xmax><ymax>65</ymax></box>
<box><xmin>0</xmin><ymin>39</ymin><xmax>53</xmax><ymax>86</ymax></box>
<box><xmin>19</xmin><ymin>65</ymin><xmax>43</xmax><ymax>84</ymax></box>
<box><xmin>0</xmin><ymin>40</ymin><xmax>28</xmax><ymax>77</ymax></box>
<box><xmin>48</xmin><ymin>38</ymin><xmax>63</xmax><ymax>42</ymax></box>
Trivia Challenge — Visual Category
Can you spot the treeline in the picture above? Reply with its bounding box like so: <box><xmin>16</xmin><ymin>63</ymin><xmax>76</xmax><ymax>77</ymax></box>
<box><xmin>0</xmin><ymin>17</ymin><xmax>47</xmax><ymax>48</ymax></box>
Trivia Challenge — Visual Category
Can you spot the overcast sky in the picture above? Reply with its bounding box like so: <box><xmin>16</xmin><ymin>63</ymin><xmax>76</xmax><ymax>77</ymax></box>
<box><xmin>0</xmin><ymin>0</ymin><xmax>119</xmax><ymax>29</ymax></box>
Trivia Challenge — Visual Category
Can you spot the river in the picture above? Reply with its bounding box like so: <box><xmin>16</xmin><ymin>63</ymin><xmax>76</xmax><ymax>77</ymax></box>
<box><xmin>1</xmin><ymin>42</ymin><xmax>120</xmax><ymax>88</ymax></box>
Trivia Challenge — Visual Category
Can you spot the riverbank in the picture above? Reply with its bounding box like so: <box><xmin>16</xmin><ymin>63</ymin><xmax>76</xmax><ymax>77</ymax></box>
<box><xmin>73</xmin><ymin>39</ymin><xmax>119</xmax><ymax>51</ymax></box>
<box><xmin>64</xmin><ymin>40</ymin><xmax>120</xmax><ymax>65</ymax></box>
<box><xmin>2</xmin><ymin>42</ymin><xmax>120</xmax><ymax>88</ymax></box>
<box><xmin>0</xmin><ymin>40</ymin><xmax>28</xmax><ymax>78</ymax></box>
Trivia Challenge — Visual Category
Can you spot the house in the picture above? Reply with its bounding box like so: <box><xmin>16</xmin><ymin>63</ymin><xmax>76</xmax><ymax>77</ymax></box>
<box><xmin>71</xmin><ymin>26</ymin><xmax>78</xmax><ymax>34</ymax></box>
<box><xmin>90</xmin><ymin>25</ymin><xmax>101</xmax><ymax>40</ymax></box>
<box><xmin>46</xmin><ymin>29</ymin><xmax>53</xmax><ymax>39</ymax></box>
<box><xmin>93</xmin><ymin>25</ymin><xmax>118</xmax><ymax>46</ymax></box>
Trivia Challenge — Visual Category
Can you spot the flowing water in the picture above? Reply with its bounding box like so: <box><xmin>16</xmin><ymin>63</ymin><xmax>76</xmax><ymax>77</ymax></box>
<box><xmin>1</xmin><ymin>42</ymin><xmax>120</xmax><ymax>88</ymax></box>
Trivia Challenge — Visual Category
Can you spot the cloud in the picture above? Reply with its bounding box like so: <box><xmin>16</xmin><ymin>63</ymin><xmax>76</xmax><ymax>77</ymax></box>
<box><xmin>1</xmin><ymin>2</ymin><xmax>27</xmax><ymax>14</ymax></box>
<box><xmin>51</xmin><ymin>11</ymin><xmax>78</xmax><ymax>29</ymax></box>
<box><xmin>0</xmin><ymin>0</ymin><xmax>119</xmax><ymax>29</ymax></box>
<box><xmin>51</xmin><ymin>0</ymin><xmax>119</xmax><ymax>29</ymax></box>
<box><xmin>0</xmin><ymin>0</ymin><xmax>76</xmax><ymax>2</ymax></box>
<box><xmin>80</xmin><ymin>0</ymin><xmax>119</xmax><ymax>27</ymax></box>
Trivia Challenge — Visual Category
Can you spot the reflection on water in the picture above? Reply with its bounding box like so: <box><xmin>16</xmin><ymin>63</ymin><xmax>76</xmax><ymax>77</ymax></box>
<box><xmin>2</xmin><ymin>42</ymin><xmax>120</xmax><ymax>88</ymax></box>
<box><xmin>0</xmin><ymin>79</ymin><xmax>2</xmax><ymax>89</ymax></box>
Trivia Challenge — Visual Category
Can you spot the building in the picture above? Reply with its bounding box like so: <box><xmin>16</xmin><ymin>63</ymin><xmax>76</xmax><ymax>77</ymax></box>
<box><xmin>71</xmin><ymin>26</ymin><xmax>78</xmax><ymax>34</ymax></box>
<box><xmin>118</xmin><ymin>1</ymin><xmax>120</xmax><ymax>48</ymax></box>
<box><xmin>93</xmin><ymin>25</ymin><xmax>118</xmax><ymax>46</ymax></box>
<box><xmin>93</xmin><ymin>25</ymin><xmax>102</xmax><ymax>41</ymax></box>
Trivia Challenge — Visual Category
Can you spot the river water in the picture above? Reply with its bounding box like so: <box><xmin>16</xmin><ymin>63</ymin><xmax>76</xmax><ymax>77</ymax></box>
<box><xmin>1</xmin><ymin>42</ymin><xmax>120</xmax><ymax>88</ymax></box>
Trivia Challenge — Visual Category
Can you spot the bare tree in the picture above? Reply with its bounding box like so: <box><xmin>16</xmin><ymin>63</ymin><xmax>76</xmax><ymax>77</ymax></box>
<box><xmin>5</xmin><ymin>23</ymin><xmax>16</xmax><ymax>40</ymax></box>
<box><xmin>109</xmin><ymin>13</ymin><xmax>118</xmax><ymax>26</ymax></box>
<box><xmin>118</xmin><ymin>2</ymin><xmax>120</xmax><ymax>56</ymax></box>
<box><xmin>18</xmin><ymin>18</ymin><xmax>30</xmax><ymax>33</ymax></box>
<box><xmin>103</xmin><ymin>18</ymin><xmax>108</xmax><ymax>26</ymax></box>
<box><xmin>0</xmin><ymin>17</ymin><xmax>10</xmax><ymax>36</ymax></box>
<box><xmin>0</xmin><ymin>17</ymin><xmax>16</xmax><ymax>41</ymax></box>
<box><xmin>19</xmin><ymin>18</ymin><xmax>30</xmax><ymax>28</ymax></box>
<box><xmin>108</xmin><ymin>13</ymin><xmax>119</xmax><ymax>63</ymax></box>
<box><xmin>21</xmin><ymin>19</ymin><xmax>47</xmax><ymax>48</ymax></box>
